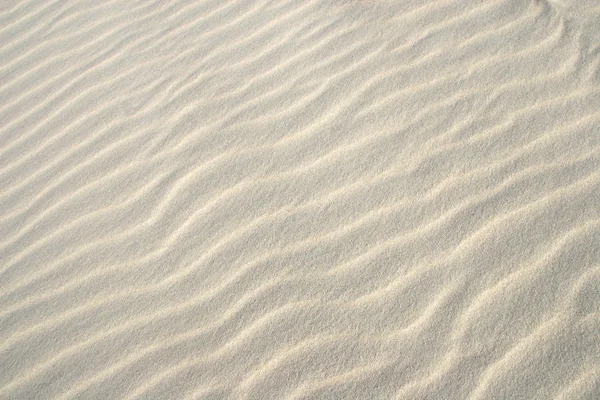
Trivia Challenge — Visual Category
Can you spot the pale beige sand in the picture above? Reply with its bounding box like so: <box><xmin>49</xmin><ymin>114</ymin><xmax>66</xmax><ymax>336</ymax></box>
<box><xmin>1</xmin><ymin>0</ymin><xmax>599</xmax><ymax>398</ymax></box>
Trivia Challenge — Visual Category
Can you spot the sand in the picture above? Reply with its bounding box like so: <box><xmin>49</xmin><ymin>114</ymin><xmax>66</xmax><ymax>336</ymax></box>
<box><xmin>1</xmin><ymin>0</ymin><xmax>599</xmax><ymax>398</ymax></box>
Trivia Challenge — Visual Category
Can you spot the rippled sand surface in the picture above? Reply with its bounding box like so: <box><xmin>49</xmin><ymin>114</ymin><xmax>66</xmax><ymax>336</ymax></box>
<box><xmin>1</xmin><ymin>0</ymin><xmax>599</xmax><ymax>398</ymax></box>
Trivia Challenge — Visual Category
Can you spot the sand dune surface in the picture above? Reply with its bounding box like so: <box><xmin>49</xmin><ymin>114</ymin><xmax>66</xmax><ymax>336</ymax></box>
<box><xmin>1</xmin><ymin>0</ymin><xmax>599</xmax><ymax>398</ymax></box>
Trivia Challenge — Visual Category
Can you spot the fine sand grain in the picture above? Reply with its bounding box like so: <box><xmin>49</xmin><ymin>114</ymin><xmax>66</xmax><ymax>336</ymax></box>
<box><xmin>1</xmin><ymin>0</ymin><xmax>599</xmax><ymax>399</ymax></box>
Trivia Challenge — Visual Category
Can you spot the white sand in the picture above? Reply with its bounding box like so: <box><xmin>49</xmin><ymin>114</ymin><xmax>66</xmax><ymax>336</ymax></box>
<box><xmin>1</xmin><ymin>0</ymin><xmax>599</xmax><ymax>398</ymax></box>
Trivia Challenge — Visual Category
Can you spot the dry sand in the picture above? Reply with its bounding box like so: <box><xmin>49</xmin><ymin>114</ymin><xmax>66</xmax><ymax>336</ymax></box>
<box><xmin>1</xmin><ymin>0</ymin><xmax>599</xmax><ymax>398</ymax></box>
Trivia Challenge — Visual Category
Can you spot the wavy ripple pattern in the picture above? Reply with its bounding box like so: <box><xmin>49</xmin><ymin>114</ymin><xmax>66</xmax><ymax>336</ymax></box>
<box><xmin>1</xmin><ymin>0</ymin><xmax>599</xmax><ymax>399</ymax></box>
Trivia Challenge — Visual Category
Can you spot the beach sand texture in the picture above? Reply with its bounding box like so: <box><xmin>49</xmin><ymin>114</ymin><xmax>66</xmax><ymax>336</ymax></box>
<box><xmin>1</xmin><ymin>0</ymin><xmax>599</xmax><ymax>398</ymax></box>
